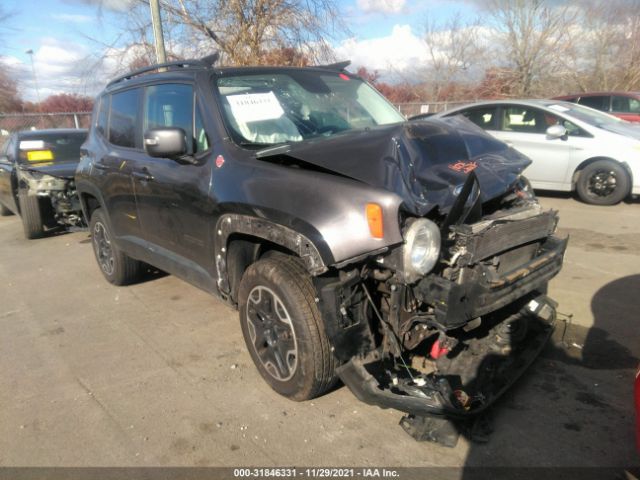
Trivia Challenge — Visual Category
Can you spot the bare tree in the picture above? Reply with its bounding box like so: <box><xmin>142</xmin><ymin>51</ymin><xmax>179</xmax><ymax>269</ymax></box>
<box><xmin>0</xmin><ymin>70</ymin><xmax>21</xmax><ymax>113</ymax></box>
<box><xmin>480</xmin><ymin>0</ymin><xmax>575</xmax><ymax>97</ymax></box>
<box><xmin>0</xmin><ymin>5</ymin><xmax>22</xmax><ymax>112</ymax></box>
<box><xmin>421</xmin><ymin>14</ymin><xmax>486</xmax><ymax>100</ymax></box>
<box><xmin>101</xmin><ymin>0</ymin><xmax>345</xmax><ymax>67</ymax></box>
<box><xmin>563</xmin><ymin>0</ymin><xmax>640</xmax><ymax>92</ymax></box>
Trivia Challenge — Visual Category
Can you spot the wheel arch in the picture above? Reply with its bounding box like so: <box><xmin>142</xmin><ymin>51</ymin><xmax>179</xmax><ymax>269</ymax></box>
<box><xmin>571</xmin><ymin>156</ymin><xmax>632</xmax><ymax>190</ymax></box>
<box><xmin>77</xmin><ymin>182</ymin><xmax>108</xmax><ymax>224</ymax></box>
<box><xmin>215</xmin><ymin>214</ymin><xmax>332</xmax><ymax>302</ymax></box>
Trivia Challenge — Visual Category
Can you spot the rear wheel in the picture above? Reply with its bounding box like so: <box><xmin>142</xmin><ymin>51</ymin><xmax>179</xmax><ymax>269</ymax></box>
<box><xmin>238</xmin><ymin>256</ymin><xmax>337</xmax><ymax>401</ymax></box>
<box><xmin>0</xmin><ymin>202</ymin><xmax>13</xmax><ymax>216</ymax></box>
<box><xmin>18</xmin><ymin>194</ymin><xmax>44</xmax><ymax>239</ymax></box>
<box><xmin>90</xmin><ymin>208</ymin><xmax>142</xmax><ymax>285</ymax></box>
<box><xmin>576</xmin><ymin>160</ymin><xmax>630</xmax><ymax>205</ymax></box>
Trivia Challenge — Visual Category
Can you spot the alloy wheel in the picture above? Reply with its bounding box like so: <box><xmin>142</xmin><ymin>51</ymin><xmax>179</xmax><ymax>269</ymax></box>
<box><xmin>93</xmin><ymin>221</ymin><xmax>115</xmax><ymax>276</ymax></box>
<box><xmin>588</xmin><ymin>169</ymin><xmax>618</xmax><ymax>198</ymax></box>
<box><xmin>245</xmin><ymin>286</ymin><xmax>298</xmax><ymax>382</ymax></box>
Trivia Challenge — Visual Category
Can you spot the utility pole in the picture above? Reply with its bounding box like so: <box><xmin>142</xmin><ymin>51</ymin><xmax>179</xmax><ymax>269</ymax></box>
<box><xmin>25</xmin><ymin>49</ymin><xmax>41</xmax><ymax>108</ymax></box>
<box><xmin>149</xmin><ymin>0</ymin><xmax>167</xmax><ymax>64</ymax></box>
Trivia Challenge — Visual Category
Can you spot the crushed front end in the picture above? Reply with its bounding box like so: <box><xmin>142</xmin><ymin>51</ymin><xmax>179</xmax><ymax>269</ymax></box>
<box><xmin>316</xmin><ymin>174</ymin><xmax>567</xmax><ymax>445</ymax></box>
<box><xmin>19</xmin><ymin>168</ymin><xmax>84</xmax><ymax>228</ymax></box>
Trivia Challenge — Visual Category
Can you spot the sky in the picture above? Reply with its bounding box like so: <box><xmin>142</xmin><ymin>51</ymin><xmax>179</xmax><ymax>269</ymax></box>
<box><xmin>0</xmin><ymin>0</ymin><xmax>480</xmax><ymax>101</ymax></box>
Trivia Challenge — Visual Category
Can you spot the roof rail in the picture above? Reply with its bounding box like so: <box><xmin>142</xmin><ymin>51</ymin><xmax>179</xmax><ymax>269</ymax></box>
<box><xmin>106</xmin><ymin>53</ymin><xmax>220</xmax><ymax>88</ymax></box>
<box><xmin>320</xmin><ymin>60</ymin><xmax>351</xmax><ymax>72</ymax></box>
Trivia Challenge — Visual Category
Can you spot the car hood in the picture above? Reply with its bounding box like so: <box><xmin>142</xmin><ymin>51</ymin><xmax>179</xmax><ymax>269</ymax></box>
<box><xmin>18</xmin><ymin>161</ymin><xmax>78</xmax><ymax>179</ymax></box>
<box><xmin>257</xmin><ymin>116</ymin><xmax>531</xmax><ymax>215</ymax></box>
<box><xmin>598</xmin><ymin>122</ymin><xmax>640</xmax><ymax>141</ymax></box>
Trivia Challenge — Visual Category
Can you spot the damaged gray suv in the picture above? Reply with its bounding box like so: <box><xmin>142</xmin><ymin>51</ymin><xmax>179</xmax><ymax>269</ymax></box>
<box><xmin>76</xmin><ymin>56</ymin><xmax>567</xmax><ymax>445</ymax></box>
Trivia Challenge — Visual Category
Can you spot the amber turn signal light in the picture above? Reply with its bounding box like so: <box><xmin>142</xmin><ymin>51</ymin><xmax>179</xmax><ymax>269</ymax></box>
<box><xmin>366</xmin><ymin>203</ymin><xmax>384</xmax><ymax>239</ymax></box>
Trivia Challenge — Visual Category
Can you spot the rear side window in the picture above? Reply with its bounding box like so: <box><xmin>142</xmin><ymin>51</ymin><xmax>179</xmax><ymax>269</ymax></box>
<box><xmin>457</xmin><ymin>106</ymin><xmax>499</xmax><ymax>130</ymax></box>
<box><xmin>96</xmin><ymin>95</ymin><xmax>110</xmax><ymax>138</ymax></box>
<box><xmin>109</xmin><ymin>89</ymin><xmax>140</xmax><ymax>148</ymax></box>
<box><xmin>143</xmin><ymin>83</ymin><xmax>209</xmax><ymax>154</ymax></box>
<box><xmin>578</xmin><ymin>95</ymin><xmax>609</xmax><ymax>111</ymax></box>
<box><xmin>612</xmin><ymin>95</ymin><xmax>640</xmax><ymax>114</ymax></box>
<box><xmin>501</xmin><ymin>106</ymin><xmax>549</xmax><ymax>133</ymax></box>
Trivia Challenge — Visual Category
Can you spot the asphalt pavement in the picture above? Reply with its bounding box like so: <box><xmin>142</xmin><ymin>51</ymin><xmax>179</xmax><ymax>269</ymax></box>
<box><xmin>0</xmin><ymin>193</ymin><xmax>638</xmax><ymax>469</ymax></box>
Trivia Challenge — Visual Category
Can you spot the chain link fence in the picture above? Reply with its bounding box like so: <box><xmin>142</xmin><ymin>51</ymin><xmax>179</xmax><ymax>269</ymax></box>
<box><xmin>0</xmin><ymin>103</ymin><xmax>480</xmax><ymax>150</ymax></box>
<box><xmin>395</xmin><ymin>100</ymin><xmax>476</xmax><ymax>118</ymax></box>
<box><xmin>0</xmin><ymin>112</ymin><xmax>92</xmax><ymax>148</ymax></box>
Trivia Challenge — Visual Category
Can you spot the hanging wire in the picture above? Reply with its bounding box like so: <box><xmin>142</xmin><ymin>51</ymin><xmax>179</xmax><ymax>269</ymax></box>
<box><xmin>361</xmin><ymin>283</ymin><xmax>416</xmax><ymax>382</ymax></box>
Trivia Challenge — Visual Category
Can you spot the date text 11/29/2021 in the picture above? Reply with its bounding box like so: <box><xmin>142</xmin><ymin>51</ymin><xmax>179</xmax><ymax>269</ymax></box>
<box><xmin>233</xmin><ymin>468</ymin><xmax>399</xmax><ymax>478</ymax></box>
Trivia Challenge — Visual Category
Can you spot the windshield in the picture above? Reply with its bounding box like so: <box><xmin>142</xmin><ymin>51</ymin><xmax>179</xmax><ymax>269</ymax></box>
<box><xmin>216</xmin><ymin>71</ymin><xmax>405</xmax><ymax>146</ymax></box>
<box><xmin>547</xmin><ymin>102</ymin><xmax>625</xmax><ymax>128</ymax></box>
<box><xmin>18</xmin><ymin>131</ymin><xmax>87</xmax><ymax>164</ymax></box>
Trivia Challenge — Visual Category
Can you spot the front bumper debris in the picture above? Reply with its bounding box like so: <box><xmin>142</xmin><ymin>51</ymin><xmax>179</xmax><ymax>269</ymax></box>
<box><xmin>415</xmin><ymin>235</ymin><xmax>567</xmax><ymax>330</ymax></box>
<box><xmin>336</xmin><ymin>294</ymin><xmax>557</xmax><ymax>420</ymax></box>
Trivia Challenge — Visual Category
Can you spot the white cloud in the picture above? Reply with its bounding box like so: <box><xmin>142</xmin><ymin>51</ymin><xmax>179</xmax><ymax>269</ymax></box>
<box><xmin>1</xmin><ymin>35</ymin><xmax>194</xmax><ymax>104</ymax></box>
<box><xmin>62</xmin><ymin>0</ymin><xmax>135</xmax><ymax>11</ymax></box>
<box><xmin>2</xmin><ymin>38</ymin><xmax>107</xmax><ymax>102</ymax></box>
<box><xmin>52</xmin><ymin>13</ymin><xmax>94</xmax><ymax>23</ymax></box>
<box><xmin>335</xmin><ymin>24</ymin><xmax>427</xmax><ymax>76</ymax></box>
<box><xmin>356</xmin><ymin>0</ymin><xmax>406</xmax><ymax>14</ymax></box>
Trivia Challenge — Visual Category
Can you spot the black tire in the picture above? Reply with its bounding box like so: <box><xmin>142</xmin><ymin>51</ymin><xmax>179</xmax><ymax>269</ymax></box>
<box><xmin>238</xmin><ymin>256</ymin><xmax>337</xmax><ymax>401</ymax></box>
<box><xmin>89</xmin><ymin>208</ymin><xmax>142</xmax><ymax>285</ymax></box>
<box><xmin>18</xmin><ymin>194</ymin><xmax>44</xmax><ymax>239</ymax></box>
<box><xmin>0</xmin><ymin>202</ymin><xmax>13</xmax><ymax>216</ymax></box>
<box><xmin>576</xmin><ymin>160</ymin><xmax>630</xmax><ymax>205</ymax></box>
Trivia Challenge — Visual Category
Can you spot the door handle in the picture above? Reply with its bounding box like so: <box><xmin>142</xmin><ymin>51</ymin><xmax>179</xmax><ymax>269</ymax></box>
<box><xmin>132</xmin><ymin>170</ymin><xmax>154</xmax><ymax>182</ymax></box>
<box><xmin>93</xmin><ymin>162</ymin><xmax>109</xmax><ymax>171</ymax></box>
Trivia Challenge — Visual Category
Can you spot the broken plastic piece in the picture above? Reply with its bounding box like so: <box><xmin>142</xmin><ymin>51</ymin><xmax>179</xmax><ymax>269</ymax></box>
<box><xmin>399</xmin><ymin>415</ymin><xmax>460</xmax><ymax>447</ymax></box>
<box><xmin>413</xmin><ymin>377</ymin><xmax>426</xmax><ymax>387</ymax></box>
<box><xmin>454</xmin><ymin>390</ymin><xmax>471</xmax><ymax>410</ymax></box>
<box><xmin>430</xmin><ymin>338</ymin><xmax>449</xmax><ymax>359</ymax></box>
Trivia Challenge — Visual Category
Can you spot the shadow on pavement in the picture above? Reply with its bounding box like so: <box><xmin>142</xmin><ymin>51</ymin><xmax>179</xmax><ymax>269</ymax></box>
<box><xmin>534</xmin><ymin>188</ymin><xmax>640</xmax><ymax>205</ymax></box>
<box><xmin>455</xmin><ymin>276</ymin><xmax>640</xmax><ymax>478</ymax></box>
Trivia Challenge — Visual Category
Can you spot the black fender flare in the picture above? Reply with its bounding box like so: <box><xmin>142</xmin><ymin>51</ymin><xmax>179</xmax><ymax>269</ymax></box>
<box><xmin>76</xmin><ymin>180</ymin><xmax>110</xmax><ymax>225</ymax></box>
<box><xmin>215</xmin><ymin>213</ymin><xmax>329</xmax><ymax>295</ymax></box>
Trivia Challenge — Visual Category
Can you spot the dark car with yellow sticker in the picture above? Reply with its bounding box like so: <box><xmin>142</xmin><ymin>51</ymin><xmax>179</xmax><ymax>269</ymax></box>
<box><xmin>0</xmin><ymin>128</ymin><xmax>87</xmax><ymax>238</ymax></box>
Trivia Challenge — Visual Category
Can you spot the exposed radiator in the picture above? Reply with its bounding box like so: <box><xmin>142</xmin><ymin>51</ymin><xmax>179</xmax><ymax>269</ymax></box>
<box><xmin>452</xmin><ymin>211</ymin><xmax>558</xmax><ymax>265</ymax></box>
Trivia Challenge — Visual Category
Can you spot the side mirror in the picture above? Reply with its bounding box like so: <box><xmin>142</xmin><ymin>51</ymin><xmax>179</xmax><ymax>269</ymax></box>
<box><xmin>546</xmin><ymin>124</ymin><xmax>567</xmax><ymax>140</ymax></box>
<box><xmin>143</xmin><ymin>128</ymin><xmax>188</xmax><ymax>159</ymax></box>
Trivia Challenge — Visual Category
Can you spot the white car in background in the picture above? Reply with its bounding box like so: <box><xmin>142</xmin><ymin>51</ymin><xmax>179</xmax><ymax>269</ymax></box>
<box><xmin>433</xmin><ymin>100</ymin><xmax>640</xmax><ymax>205</ymax></box>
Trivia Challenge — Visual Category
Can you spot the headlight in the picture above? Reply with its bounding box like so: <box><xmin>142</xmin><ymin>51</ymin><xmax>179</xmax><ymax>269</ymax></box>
<box><xmin>403</xmin><ymin>218</ymin><xmax>441</xmax><ymax>283</ymax></box>
<box><xmin>21</xmin><ymin>170</ymin><xmax>67</xmax><ymax>192</ymax></box>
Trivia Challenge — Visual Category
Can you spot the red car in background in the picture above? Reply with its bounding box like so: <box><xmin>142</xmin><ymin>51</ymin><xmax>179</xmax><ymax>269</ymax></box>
<box><xmin>553</xmin><ymin>92</ymin><xmax>640</xmax><ymax>122</ymax></box>
<box><xmin>636</xmin><ymin>365</ymin><xmax>640</xmax><ymax>452</ymax></box>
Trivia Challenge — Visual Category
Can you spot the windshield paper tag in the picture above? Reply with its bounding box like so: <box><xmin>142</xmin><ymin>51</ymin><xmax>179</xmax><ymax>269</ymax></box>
<box><xmin>19</xmin><ymin>140</ymin><xmax>46</xmax><ymax>150</ymax></box>
<box><xmin>227</xmin><ymin>92</ymin><xmax>285</xmax><ymax>123</ymax></box>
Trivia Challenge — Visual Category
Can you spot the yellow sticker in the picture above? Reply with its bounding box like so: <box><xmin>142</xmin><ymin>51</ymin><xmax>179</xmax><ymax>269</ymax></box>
<box><xmin>27</xmin><ymin>150</ymin><xmax>54</xmax><ymax>162</ymax></box>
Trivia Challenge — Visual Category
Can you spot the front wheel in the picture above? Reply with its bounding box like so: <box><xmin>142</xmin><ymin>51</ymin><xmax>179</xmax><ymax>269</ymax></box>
<box><xmin>18</xmin><ymin>194</ymin><xmax>44</xmax><ymax>239</ymax></box>
<box><xmin>576</xmin><ymin>160</ymin><xmax>630</xmax><ymax>205</ymax></box>
<box><xmin>238</xmin><ymin>256</ymin><xmax>337</xmax><ymax>401</ymax></box>
<box><xmin>89</xmin><ymin>208</ymin><xmax>142</xmax><ymax>285</ymax></box>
